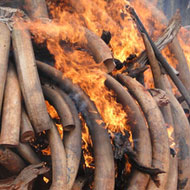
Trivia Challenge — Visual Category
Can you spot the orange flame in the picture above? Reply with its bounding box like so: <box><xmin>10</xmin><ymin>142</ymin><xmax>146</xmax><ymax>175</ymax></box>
<box><xmin>80</xmin><ymin>114</ymin><xmax>95</xmax><ymax>169</ymax></box>
<box><xmin>42</xmin><ymin>101</ymin><xmax>64</xmax><ymax>155</ymax></box>
<box><xmin>166</xmin><ymin>124</ymin><xmax>176</xmax><ymax>150</ymax></box>
<box><xmin>19</xmin><ymin>0</ymin><xmax>190</xmax><ymax>168</ymax></box>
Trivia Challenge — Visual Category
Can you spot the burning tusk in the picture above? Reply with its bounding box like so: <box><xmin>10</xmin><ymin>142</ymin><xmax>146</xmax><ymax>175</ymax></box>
<box><xmin>56</xmin><ymin>89</ymin><xmax>82</xmax><ymax>190</ymax></box>
<box><xmin>36</xmin><ymin>60</ymin><xmax>115</xmax><ymax>190</ymax></box>
<box><xmin>136</xmin><ymin>11</ymin><xmax>181</xmax><ymax>70</ymax></box>
<box><xmin>23</xmin><ymin>0</ymin><xmax>49</xmax><ymax>20</ymax></box>
<box><xmin>142</xmin><ymin>32</ymin><xmax>178</xmax><ymax>190</ymax></box>
<box><xmin>0</xmin><ymin>22</ymin><xmax>10</xmax><ymax>115</ymax></box>
<box><xmin>0</xmin><ymin>148</ymin><xmax>25</xmax><ymax>175</ymax></box>
<box><xmin>168</xmin><ymin>37</ymin><xmax>190</xmax><ymax>95</ymax></box>
<box><xmin>12</xmin><ymin>24</ymin><xmax>51</xmax><ymax>133</ymax></box>
<box><xmin>17</xmin><ymin>143</ymin><xmax>41</xmax><ymax>165</ymax></box>
<box><xmin>118</xmin><ymin>74</ymin><xmax>170</xmax><ymax>190</ymax></box>
<box><xmin>84</xmin><ymin>27</ymin><xmax>115</xmax><ymax>73</ymax></box>
<box><xmin>48</xmin><ymin>120</ymin><xmax>68</xmax><ymax>190</ymax></box>
<box><xmin>105</xmin><ymin>74</ymin><xmax>152</xmax><ymax>190</ymax></box>
<box><xmin>42</xmin><ymin>85</ymin><xmax>75</xmax><ymax>131</ymax></box>
<box><xmin>128</xmin><ymin>7</ymin><xmax>190</xmax><ymax>108</ymax></box>
<box><xmin>162</xmin><ymin>75</ymin><xmax>190</xmax><ymax>190</ymax></box>
<box><xmin>20</xmin><ymin>108</ymin><xmax>35</xmax><ymax>143</ymax></box>
<box><xmin>0</xmin><ymin>63</ymin><xmax>21</xmax><ymax>147</ymax></box>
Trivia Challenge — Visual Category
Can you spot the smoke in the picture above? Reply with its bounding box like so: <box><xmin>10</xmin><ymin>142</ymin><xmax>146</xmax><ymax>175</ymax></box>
<box><xmin>155</xmin><ymin>0</ymin><xmax>190</xmax><ymax>26</ymax></box>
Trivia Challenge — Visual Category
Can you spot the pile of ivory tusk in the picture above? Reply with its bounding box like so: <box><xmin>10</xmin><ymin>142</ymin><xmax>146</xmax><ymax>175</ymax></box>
<box><xmin>0</xmin><ymin>0</ymin><xmax>190</xmax><ymax>190</ymax></box>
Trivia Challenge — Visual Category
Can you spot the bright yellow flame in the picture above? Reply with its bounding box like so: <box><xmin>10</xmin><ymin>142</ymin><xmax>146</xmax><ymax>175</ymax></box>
<box><xmin>80</xmin><ymin>114</ymin><xmax>95</xmax><ymax>169</ymax></box>
<box><xmin>19</xmin><ymin>0</ymin><xmax>190</xmax><ymax>169</ymax></box>
<box><xmin>166</xmin><ymin>124</ymin><xmax>176</xmax><ymax>150</ymax></box>
<box><xmin>43</xmin><ymin>176</ymin><xmax>49</xmax><ymax>183</ymax></box>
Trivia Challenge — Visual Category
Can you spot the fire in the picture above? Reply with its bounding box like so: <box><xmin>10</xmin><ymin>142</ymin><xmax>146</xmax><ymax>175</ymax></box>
<box><xmin>80</xmin><ymin>114</ymin><xmax>95</xmax><ymax>169</ymax></box>
<box><xmin>19</xmin><ymin>0</ymin><xmax>190</xmax><ymax>169</ymax></box>
<box><xmin>45</xmin><ymin>101</ymin><xmax>59</xmax><ymax>120</ymax></box>
<box><xmin>27</xmin><ymin>0</ymin><xmax>130</xmax><ymax>135</ymax></box>
<box><xmin>43</xmin><ymin>176</ymin><xmax>50</xmax><ymax>184</ymax></box>
<box><xmin>42</xmin><ymin>101</ymin><xmax>64</xmax><ymax>155</ymax></box>
<box><xmin>166</xmin><ymin>124</ymin><xmax>176</xmax><ymax>151</ymax></box>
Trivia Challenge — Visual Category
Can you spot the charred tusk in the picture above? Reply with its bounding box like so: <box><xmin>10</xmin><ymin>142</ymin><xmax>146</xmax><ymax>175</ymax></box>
<box><xmin>48</xmin><ymin>120</ymin><xmax>68</xmax><ymax>190</ymax></box>
<box><xmin>105</xmin><ymin>74</ymin><xmax>152</xmax><ymax>190</ymax></box>
<box><xmin>56</xmin><ymin>88</ymin><xmax>82</xmax><ymax>190</ymax></box>
<box><xmin>36</xmin><ymin>60</ymin><xmax>115</xmax><ymax>190</ymax></box>
<box><xmin>42</xmin><ymin>85</ymin><xmax>75</xmax><ymax>131</ymax></box>
<box><xmin>118</xmin><ymin>74</ymin><xmax>170</xmax><ymax>190</ymax></box>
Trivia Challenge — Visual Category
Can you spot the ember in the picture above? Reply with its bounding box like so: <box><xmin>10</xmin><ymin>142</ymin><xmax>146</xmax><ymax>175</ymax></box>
<box><xmin>0</xmin><ymin>0</ymin><xmax>190</xmax><ymax>190</ymax></box>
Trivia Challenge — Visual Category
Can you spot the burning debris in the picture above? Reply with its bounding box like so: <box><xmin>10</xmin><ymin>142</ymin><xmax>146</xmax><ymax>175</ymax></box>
<box><xmin>0</xmin><ymin>0</ymin><xmax>190</xmax><ymax>190</ymax></box>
